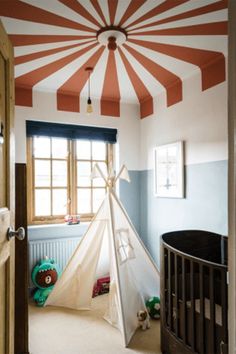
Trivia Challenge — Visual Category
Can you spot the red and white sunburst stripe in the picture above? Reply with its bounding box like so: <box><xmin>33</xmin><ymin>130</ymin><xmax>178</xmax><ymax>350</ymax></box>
<box><xmin>0</xmin><ymin>0</ymin><xmax>228</xmax><ymax>119</ymax></box>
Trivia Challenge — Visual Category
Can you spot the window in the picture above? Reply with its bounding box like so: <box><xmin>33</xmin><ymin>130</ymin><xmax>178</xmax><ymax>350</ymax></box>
<box><xmin>116</xmin><ymin>229</ymin><xmax>135</xmax><ymax>265</ymax></box>
<box><xmin>27</xmin><ymin>136</ymin><xmax>112</xmax><ymax>224</ymax></box>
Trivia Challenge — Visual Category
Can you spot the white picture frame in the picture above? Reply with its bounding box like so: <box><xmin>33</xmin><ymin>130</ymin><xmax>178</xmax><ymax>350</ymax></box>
<box><xmin>154</xmin><ymin>141</ymin><xmax>184</xmax><ymax>198</ymax></box>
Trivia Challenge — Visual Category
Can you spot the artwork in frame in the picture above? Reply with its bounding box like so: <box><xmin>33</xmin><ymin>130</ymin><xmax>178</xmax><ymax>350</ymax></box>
<box><xmin>154</xmin><ymin>141</ymin><xmax>184</xmax><ymax>198</ymax></box>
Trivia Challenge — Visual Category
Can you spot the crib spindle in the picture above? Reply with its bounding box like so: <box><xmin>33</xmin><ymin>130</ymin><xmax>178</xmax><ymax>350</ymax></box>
<box><xmin>221</xmin><ymin>269</ymin><xmax>228</xmax><ymax>348</ymax></box>
<box><xmin>182</xmin><ymin>257</ymin><xmax>187</xmax><ymax>345</ymax></box>
<box><xmin>174</xmin><ymin>254</ymin><xmax>179</xmax><ymax>336</ymax></box>
<box><xmin>199</xmin><ymin>264</ymin><xmax>205</xmax><ymax>354</ymax></box>
<box><xmin>209</xmin><ymin>267</ymin><xmax>215</xmax><ymax>354</ymax></box>
<box><xmin>190</xmin><ymin>260</ymin><xmax>195</xmax><ymax>351</ymax></box>
<box><xmin>168</xmin><ymin>250</ymin><xmax>173</xmax><ymax>330</ymax></box>
<box><xmin>163</xmin><ymin>248</ymin><xmax>168</xmax><ymax>327</ymax></box>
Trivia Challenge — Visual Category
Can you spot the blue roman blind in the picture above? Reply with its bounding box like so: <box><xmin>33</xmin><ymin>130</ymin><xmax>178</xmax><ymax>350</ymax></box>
<box><xmin>26</xmin><ymin>120</ymin><xmax>117</xmax><ymax>144</ymax></box>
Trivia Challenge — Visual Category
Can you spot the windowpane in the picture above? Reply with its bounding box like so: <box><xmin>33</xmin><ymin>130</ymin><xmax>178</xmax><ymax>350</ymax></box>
<box><xmin>77</xmin><ymin>161</ymin><xmax>91</xmax><ymax>187</ymax></box>
<box><xmin>77</xmin><ymin>188</ymin><xmax>91</xmax><ymax>214</ymax></box>
<box><xmin>52</xmin><ymin>138</ymin><xmax>68</xmax><ymax>158</ymax></box>
<box><xmin>52</xmin><ymin>161</ymin><xmax>67</xmax><ymax>187</ymax></box>
<box><xmin>76</xmin><ymin>140</ymin><xmax>91</xmax><ymax>159</ymax></box>
<box><xmin>35</xmin><ymin>160</ymin><xmax>50</xmax><ymax>187</ymax></box>
<box><xmin>34</xmin><ymin>137</ymin><xmax>50</xmax><ymax>158</ymax></box>
<box><xmin>35</xmin><ymin>189</ymin><xmax>51</xmax><ymax>216</ymax></box>
<box><xmin>92</xmin><ymin>141</ymin><xmax>106</xmax><ymax>160</ymax></box>
<box><xmin>52</xmin><ymin>189</ymin><xmax>67</xmax><ymax>215</ymax></box>
<box><xmin>93</xmin><ymin>188</ymin><xmax>106</xmax><ymax>213</ymax></box>
<box><xmin>92</xmin><ymin>162</ymin><xmax>107</xmax><ymax>187</ymax></box>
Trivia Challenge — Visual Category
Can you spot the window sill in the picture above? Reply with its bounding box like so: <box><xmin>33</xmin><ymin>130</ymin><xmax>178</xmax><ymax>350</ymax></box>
<box><xmin>28</xmin><ymin>222</ymin><xmax>90</xmax><ymax>242</ymax></box>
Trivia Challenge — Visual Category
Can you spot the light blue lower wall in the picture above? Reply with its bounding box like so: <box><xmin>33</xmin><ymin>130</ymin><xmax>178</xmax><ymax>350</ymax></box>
<box><xmin>139</xmin><ymin>160</ymin><xmax>228</xmax><ymax>268</ymax></box>
<box><xmin>119</xmin><ymin>171</ymin><xmax>140</xmax><ymax>234</ymax></box>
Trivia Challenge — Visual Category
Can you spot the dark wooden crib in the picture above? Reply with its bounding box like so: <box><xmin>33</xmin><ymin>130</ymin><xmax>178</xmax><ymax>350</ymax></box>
<box><xmin>160</xmin><ymin>230</ymin><xmax>228</xmax><ymax>354</ymax></box>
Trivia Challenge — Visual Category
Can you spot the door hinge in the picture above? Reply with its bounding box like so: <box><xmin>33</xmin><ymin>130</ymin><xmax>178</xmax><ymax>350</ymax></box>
<box><xmin>227</xmin><ymin>271</ymin><xmax>229</xmax><ymax>285</ymax></box>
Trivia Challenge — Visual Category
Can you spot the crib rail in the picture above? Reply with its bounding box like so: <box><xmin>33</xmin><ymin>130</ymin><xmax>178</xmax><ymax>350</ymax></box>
<box><xmin>161</xmin><ymin>238</ymin><xmax>228</xmax><ymax>354</ymax></box>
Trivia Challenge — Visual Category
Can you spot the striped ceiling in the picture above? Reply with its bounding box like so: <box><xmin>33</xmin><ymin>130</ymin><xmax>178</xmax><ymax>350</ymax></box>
<box><xmin>0</xmin><ymin>0</ymin><xmax>228</xmax><ymax>118</ymax></box>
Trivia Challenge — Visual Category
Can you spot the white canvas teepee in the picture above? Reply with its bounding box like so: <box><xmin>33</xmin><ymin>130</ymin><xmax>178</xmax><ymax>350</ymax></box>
<box><xmin>45</xmin><ymin>164</ymin><xmax>160</xmax><ymax>347</ymax></box>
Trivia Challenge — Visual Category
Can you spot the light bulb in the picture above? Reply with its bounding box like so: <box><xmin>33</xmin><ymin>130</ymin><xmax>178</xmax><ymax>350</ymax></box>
<box><xmin>86</xmin><ymin>97</ymin><xmax>93</xmax><ymax>114</ymax></box>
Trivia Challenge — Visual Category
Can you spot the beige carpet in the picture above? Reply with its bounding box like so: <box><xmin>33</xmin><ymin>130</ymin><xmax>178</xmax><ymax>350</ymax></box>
<box><xmin>29</xmin><ymin>294</ymin><xmax>161</xmax><ymax>354</ymax></box>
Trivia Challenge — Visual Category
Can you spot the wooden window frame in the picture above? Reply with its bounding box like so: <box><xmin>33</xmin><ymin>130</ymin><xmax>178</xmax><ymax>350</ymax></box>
<box><xmin>27</xmin><ymin>137</ymin><xmax>113</xmax><ymax>225</ymax></box>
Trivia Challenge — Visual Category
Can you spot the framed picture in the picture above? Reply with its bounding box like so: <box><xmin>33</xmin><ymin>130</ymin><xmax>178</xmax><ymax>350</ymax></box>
<box><xmin>154</xmin><ymin>141</ymin><xmax>184</xmax><ymax>198</ymax></box>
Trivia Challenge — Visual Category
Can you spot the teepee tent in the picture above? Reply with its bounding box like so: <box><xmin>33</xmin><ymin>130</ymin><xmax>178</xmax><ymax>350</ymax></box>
<box><xmin>45</xmin><ymin>164</ymin><xmax>160</xmax><ymax>346</ymax></box>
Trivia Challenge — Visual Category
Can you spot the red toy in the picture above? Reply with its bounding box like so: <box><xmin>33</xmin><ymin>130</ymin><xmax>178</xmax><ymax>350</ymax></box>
<box><xmin>92</xmin><ymin>276</ymin><xmax>110</xmax><ymax>297</ymax></box>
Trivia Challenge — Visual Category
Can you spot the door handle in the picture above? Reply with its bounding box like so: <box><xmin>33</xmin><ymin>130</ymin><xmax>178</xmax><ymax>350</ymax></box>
<box><xmin>7</xmin><ymin>226</ymin><xmax>25</xmax><ymax>241</ymax></box>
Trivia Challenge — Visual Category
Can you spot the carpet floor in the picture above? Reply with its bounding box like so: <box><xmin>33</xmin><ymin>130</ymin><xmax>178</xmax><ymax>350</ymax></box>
<box><xmin>29</xmin><ymin>294</ymin><xmax>161</xmax><ymax>354</ymax></box>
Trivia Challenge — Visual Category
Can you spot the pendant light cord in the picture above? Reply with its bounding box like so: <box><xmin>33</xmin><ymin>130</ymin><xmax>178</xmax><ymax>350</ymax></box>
<box><xmin>88</xmin><ymin>71</ymin><xmax>91</xmax><ymax>99</ymax></box>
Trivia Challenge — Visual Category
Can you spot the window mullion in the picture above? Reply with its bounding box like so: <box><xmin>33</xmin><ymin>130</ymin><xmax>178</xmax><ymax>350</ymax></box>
<box><xmin>50</xmin><ymin>138</ymin><xmax>53</xmax><ymax>217</ymax></box>
<box><xmin>32</xmin><ymin>138</ymin><xmax>35</xmax><ymax>223</ymax></box>
<box><xmin>90</xmin><ymin>141</ymin><xmax>93</xmax><ymax>214</ymax></box>
<box><xmin>107</xmin><ymin>143</ymin><xmax>114</xmax><ymax>190</ymax></box>
<box><xmin>107</xmin><ymin>143</ymin><xmax>112</xmax><ymax>174</ymax></box>
<box><xmin>70</xmin><ymin>140</ymin><xmax>77</xmax><ymax>215</ymax></box>
<box><xmin>28</xmin><ymin>138</ymin><xmax>34</xmax><ymax>224</ymax></box>
<box><xmin>67</xmin><ymin>140</ymin><xmax>71</xmax><ymax>216</ymax></box>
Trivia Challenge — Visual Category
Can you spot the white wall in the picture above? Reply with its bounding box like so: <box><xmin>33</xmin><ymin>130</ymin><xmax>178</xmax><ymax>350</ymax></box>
<box><xmin>140</xmin><ymin>75</ymin><xmax>228</xmax><ymax>170</ymax></box>
<box><xmin>15</xmin><ymin>90</ymin><xmax>140</xmax><ymax>170</ymax></box>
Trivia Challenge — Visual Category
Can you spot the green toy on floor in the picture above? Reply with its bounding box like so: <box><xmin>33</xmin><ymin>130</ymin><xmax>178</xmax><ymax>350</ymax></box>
<box><xmin>31</xmin><ymin>256</ymin><xmax>61</xmax><ymax>306</ymax></box>
<box><xmin>146</xmin><ymin>296</ymin><xmax>160</xmax><ymax>319</ymax></box>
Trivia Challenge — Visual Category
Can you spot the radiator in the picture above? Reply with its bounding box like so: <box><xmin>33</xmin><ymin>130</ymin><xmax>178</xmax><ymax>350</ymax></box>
<box><xmin>28</xmin><ymin>236</ymin><xmax>81</xmax><ymax>287</ymax></box>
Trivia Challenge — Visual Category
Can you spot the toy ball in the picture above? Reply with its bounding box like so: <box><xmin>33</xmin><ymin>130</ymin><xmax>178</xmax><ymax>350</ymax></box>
<box><xmin>31</xmin><ymin>257</ymin><xmax>61</xmax><ymax>306</ymax></box>
<box><xmin>145</xmin><ymin>296</ymin><xmax>160</xmax><ymax>319</ymax></box>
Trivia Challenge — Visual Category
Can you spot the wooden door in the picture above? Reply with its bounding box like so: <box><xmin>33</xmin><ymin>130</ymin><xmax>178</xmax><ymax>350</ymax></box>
<box><xmin>0</xmin><ymin>20</ymin><xmax>15</xmax><ymax>354</ymax></box>
<box><xmin>228</xmin><ymin>1</ymin><xmax>236</xmax><ymax>353</ymax></box>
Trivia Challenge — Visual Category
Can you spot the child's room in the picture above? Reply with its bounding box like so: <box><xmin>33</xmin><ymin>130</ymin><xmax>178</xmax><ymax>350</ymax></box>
<box><xmin>0</xmin><ymin>1</ymin><xmax>234</xmax><ymax>354</ymax></box>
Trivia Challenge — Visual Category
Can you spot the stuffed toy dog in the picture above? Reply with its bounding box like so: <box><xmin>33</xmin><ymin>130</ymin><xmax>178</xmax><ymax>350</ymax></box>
<box><xmin>137</xmin><ymin>310</ymin><xmax>150</xmax><ymax>330</ymax></box>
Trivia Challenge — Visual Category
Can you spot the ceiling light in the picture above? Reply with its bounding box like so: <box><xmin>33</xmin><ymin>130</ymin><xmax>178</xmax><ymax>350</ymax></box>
<box><xmin>85</xmin><ymin>67</ymin><xmax>93</xmax><ymax>114</ymax></box>
<box><xmin>97</xmin><ymin>26</ymin><xmax>127</xmax><ymax>50</ymax></box>
<box><xmin>108</xmin><ymin>36</ymin><xmax>117</xmax><ymax>51</ymax></box>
